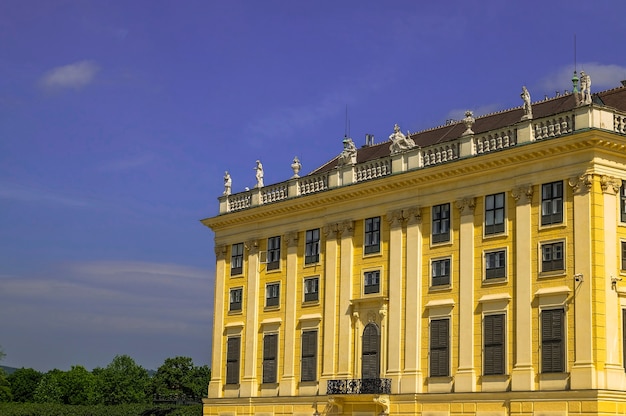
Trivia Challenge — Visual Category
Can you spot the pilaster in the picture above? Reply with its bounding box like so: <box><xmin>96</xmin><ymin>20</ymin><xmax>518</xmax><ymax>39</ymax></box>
<box><xmin>599</xmin><ymin>175</ymin><xmax>626</xmax><ymax>389</ymax></box>
<box><xmin>510</xmin><ymin>185</ymin><xmax>536</xmax><ymax>391</ymax></box>
<box><xmin>401</xmin><ymin>207</ymin><xmax>423</xmax><ymax>393</ymax></box>
<box><xmin>279</xmin><ymin>232</ymin><xmax>299</xmax><ymax>396</ymax></box>
<box><xmin>337</xmin><ymin>221</ymin><xmax>355</xmax><ymax>378</ymax></box>
<box><xmin>454</xmin><ymin>197</ymin><xmax>476</xmax><ymax>392</ymax></box>
<box><xmin>386</xmin><ymin>210</ymin><xmax>404</xmax><ymax>391</ymax></box>
<box><xmin>240</xmin><ymin>239</ymin><xmax>260</xmax><ymax>397</ymax></box>
<box><xmin>568</xmin><ymin>174</ymin><xmax>597</xmax><ymax>389</ymax></box>
<box><xmin>321</xmin><ymin>224</ymin><xmax>340</xmax><ymax>383</ymax></box>
<box><xmin>208</xmin><ymin>244</ymin><xmax>227</xmax><ymax>398</ymax></box>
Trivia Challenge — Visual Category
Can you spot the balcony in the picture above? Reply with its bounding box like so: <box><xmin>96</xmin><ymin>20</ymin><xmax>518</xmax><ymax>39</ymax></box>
<box><xmin>327</xmin><ymin>378</ymin><xmax>391</xmax><ymax>395</ymax></box>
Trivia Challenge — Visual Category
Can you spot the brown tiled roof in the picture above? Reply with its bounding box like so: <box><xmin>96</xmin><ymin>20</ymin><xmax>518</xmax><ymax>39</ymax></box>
<box><xmin>311</xmin><ymin>86</ymin><xmax>626</xmax><ymax>175</ymax></box>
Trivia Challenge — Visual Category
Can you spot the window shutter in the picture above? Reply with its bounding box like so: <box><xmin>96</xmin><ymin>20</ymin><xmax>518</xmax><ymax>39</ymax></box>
<box><xmin>484</xmin><ymin>314</ymin><xmax>504</xmax><ymax>375</ymax></box>
<box><xmin>430</xmin><ymin>319</ymin><xmax>449</xmax><ymax>377</ymax></box>
<box><xmin>263</xmin><ymin>334</ymin><xmax>277</xmax><ymax>383</ymax></box>
<box><xmin>362</xmin><ymin>324</ymin><xmax>380</xmax><ymax>379</ymax></box>
<box><xmin>541</xmin><ymin>309</ymin><xmax>564</xmax><ymax>373</ymax></box>
<box><xmin>301</xmin><ymin>331</ymin><xmax>317</xmax><ymax>382</ymax></box>
<box><xmin>226</xmin><ymin>337</ymin><xmax>240</xmax><ymax>384</ymax></box>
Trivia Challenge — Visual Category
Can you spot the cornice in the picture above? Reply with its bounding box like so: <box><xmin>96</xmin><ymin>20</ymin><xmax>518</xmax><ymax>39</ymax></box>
<box><xmin>203</xmin><ymin>132</ymin><xmax>626</xmax><ymax>231</ymax></box>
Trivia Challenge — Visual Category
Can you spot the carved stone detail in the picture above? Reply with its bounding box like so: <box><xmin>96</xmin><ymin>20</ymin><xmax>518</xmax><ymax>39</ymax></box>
<box><xmin>511</xmin><ymin>184</ymin><xmax>534</xmax><ymax>204</ymax></box>
<box><xmin>214</xmin><ymin>244</ymin><xmax>227</xmax><ymax>260</ymax></box>
<box><xmin>323</xmin><ymin>223</ymin><xmax>340</xmax><ymax>238</ymax></box>
<box><xmin>379</xmin><ymin>304</ymin><xmax>388</xmax><ymax>319</ymax></box>
<box><xmin>600</xmin><ymin>175</ymin><xmax>621</xmax><ymax>195</ymax></box>
<box><xmin>374</xmin><ymin>395</ymin><xmax>390</xmax><ymax>415</ymax></box>
<box><xmin>338</xmin><ymin>220</ymin><xmax>355</xmax><ymax>237</ymax></box>
<box><xmin>455</xmin><ymin>197</ymin><xmax>476</xmax><ymax>215</ymax></box>
<box><xmin>568</xmin><ymin>173</ymin><xmax>593</xmax><ymax>194</ymax></box>
<box><xmin>386</xmin><ymin>210</ymin><xmax>405</xmax><ymax>228</ymax></box>
<box><xmin>404</xmin><ymin>206</ymin><xmax>422</xmax><ymax>224</ymax></box>
<box><xmin>246</xmin><ymin>239</ymin><xmax>259</xmax><ymax>255</ymax></box>
<box><xmin>285</xmin><ymin>231</ymin><xmax>298</xmax><ymax>247</ymax></box>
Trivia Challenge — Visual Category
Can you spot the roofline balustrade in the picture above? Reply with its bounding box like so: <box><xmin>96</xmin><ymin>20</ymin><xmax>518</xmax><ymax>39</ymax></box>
<box><xmin>218</xmin><ymin>105</ymin><xmax>626</xmax><ymax>214</ymax></box>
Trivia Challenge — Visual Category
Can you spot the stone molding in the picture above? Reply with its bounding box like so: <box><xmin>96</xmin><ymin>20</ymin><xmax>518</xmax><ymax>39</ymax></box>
<box><xmin>600</xmin><ymin>175</ymin><xmax>621</xmax><ymax>194</ymax></box>
<box><xmin>568</xmin><ymin>173</ymin><xmax>593</xmax><ymax>194</ymax></box>
<box><xmin>455</xmin><ymin>197</ymin><xmax>476</xmax><ymax>215</ymax></box>
<box><xmin>511</xmin><ymin>184</ymin><xmax>534</xmax><ymax>204</ymax></box>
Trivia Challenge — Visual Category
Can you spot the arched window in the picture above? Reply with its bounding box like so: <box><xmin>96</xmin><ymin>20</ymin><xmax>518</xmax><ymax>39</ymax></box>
<box><xmin>362</xmin><ymin>323</ymin><xmax>380</xmax><ymax>379</ymax></box>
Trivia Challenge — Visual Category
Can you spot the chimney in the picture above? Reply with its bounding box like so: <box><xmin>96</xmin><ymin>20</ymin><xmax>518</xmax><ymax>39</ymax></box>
<box><xmin>364</xmin><ymin>134</ymin><xmax>374</xmax><ymax>147</ymax></box>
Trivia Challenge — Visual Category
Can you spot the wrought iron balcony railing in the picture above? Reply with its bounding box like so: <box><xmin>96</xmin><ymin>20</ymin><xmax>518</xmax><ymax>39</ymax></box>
<box><xmin>327</xmin><ymin>378</ymin><xmax>391</xmax><ymax>395</ymax></box>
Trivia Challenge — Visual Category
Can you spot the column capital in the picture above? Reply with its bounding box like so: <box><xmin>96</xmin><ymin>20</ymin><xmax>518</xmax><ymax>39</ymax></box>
<box><xmin>600</xmin><ymin>175</ymin><xmax>621</xmax><ymax>195</ymax></box>
<box><xmin>338</xmin><ymin>220</ymin><xmax>355</xmax><ymax>237</ymax></box>
<box><xmin>285</xmin><ymin>231</ymin><xmax>299</xmax><ymax>247</ymax></box>
<box><xmin>214</xmin><ymin>244</ymin><xmax>227</xmax><ymax>260</ymax></box>
<box><xmin>323</xmin><ymin>223</ymin><xmax>340</xmax><ymax>238</ymax></box>
<box><xmin>386</xmin><ymin>209</ymin><xmax>405</xmax><ymax>228</ymax></box>
<box><xmin>246</xmin><ymin>239</ymin><xmax>259</xmax><ymax>255</ymax></box>
<box><xmin>404</xmin><ymin>206</ymin><xmax>422</xmax><ymax>224</ymax></box>
<box><xmin>511</xmin><ymin>184</ymin><xmax>534</xmax><ymax>205</ymax></box>
<box><xmin>568</xmin><ymin>173</ymin><xmax>593</xmax><ymax>195</ymax></box>
<box><xmin>455</xmin><ymin>197</ymin><xmax>476</xmax><ymax>215</ymax></box>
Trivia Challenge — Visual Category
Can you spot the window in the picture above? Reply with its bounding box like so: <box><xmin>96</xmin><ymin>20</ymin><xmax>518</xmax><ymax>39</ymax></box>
<box><xmin>432</xmin><ymin>203</ymin><xmax>450</xmax><ymax>243</ymax></box>
<box><xmin>263</xmin><ymin>333</ymin><xmax>278</xmax><ymax>384</ymax></box>
<box><xmin>621</xmin><ymin>183</ymin><xmax>626</xmax><ymax>223</ymax></box>
<box><xmin>304</xmin><ymin>277</ymin><xmax>319</xmax><ymax>302</ymax></box>
<box><xmin>226</xmin><ymin>337</ymin><xmax>240</xmax><ymax>384</ymax></box>
<box><xmin>429</xmin><ymin>318</ymin><xmax>449</xmax><ymax>377</ymax></box>
<box><xmin>364</xmin><ymin>270</ymin><xmax>380</xmax><ymax>294</ymax></box>
<box><xmin>266</xmin><ymin>282</ymin><xmax>280</xmax><ymax>307</ymax></box>
<box><xmin>622</xmin><ymin>241</ymin><xmax>626</xmax><ymax>271</ymax></box>
<box><xmin>301</xmin><ymin>330</ymin><xmax>317</xmax><ymax>382</ymax></box>
<box><xmin>541</xmin><ymin>181</ymin><xmax>563</xmax><ymax>225</ymax></box>
<box><xmin>231</xmin><ymin>243</ymin><xmax>244</xmax><ymax>275</ymax></box>
<box><xmin>305</xmin><ymin>229</ymin><xmax>320</xmax><ymax>264</ymax></box>
<box><xmin>267</xmin><ymin>236</ymin><xmax>281</xmax><ymax>271</ymax></box>
<box><xmin>364</xmin><ymin>217</ymin><xmax>381</xmax><ymax>254</ymax></box>
<box><xmin>485</xmin><ymin>250</ymin><xmax>506</xmax><ymax>279</ymax></box>
<box><xmin>485</xmin><ymin>192</ymin><xmax>505</xmax><ymax>235</ymax></box>
<box><xmin>484</xmin><ymin>314</ymin><xmax>505</xmax><ymax>375</ymax></box>
<box><xmin>542</xmin><ymin>241</ymin><xmax>564</xmax><ymax>272</ymax></box>
<box><xmin>432</xmin><ymin>258</ymin><xmax>451</xmax><ymax>286</ymax></box>
<box><xmin>362</xmin><ymin>323</ymin><xmax>380</xmax><ymax>379</ymax></box>
<box><xmin>541</xmin><ymin>309</ymin><xmax>564</xmax><ymax>373</ymax></box>
<box><xmin>229</xmin><ymin>288</ymin><xmax>242</xmax><ymax>312</ymax></box>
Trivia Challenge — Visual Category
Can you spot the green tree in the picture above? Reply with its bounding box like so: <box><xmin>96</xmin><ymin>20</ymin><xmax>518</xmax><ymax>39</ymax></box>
<box><xmin>33</xmin><ymin>370</ymin><xmax>63</xmax><ymax>403</ymax></box>
<box><xmin>7</xmin><ymin>367</ymin><xmax>42</xmax><ymax>402</ymax></box>
<box><xmin>95</xmin><ymin>355</ymin><xmax>149</xmax><ymax>405</ymax></box>
<box><xmin>151</xmin><ymin>356</ymin><xmax>211</xmax><ymax>401</ymax></box>
<box><xmin>0</xmin><ymin>347</ymin><xmax>11</xmax><ymax>402</ymax></box>
<box><xmin>61</xmin><ymin>365</ymin><xmax>97</xmax><ymax>405</ymax></box>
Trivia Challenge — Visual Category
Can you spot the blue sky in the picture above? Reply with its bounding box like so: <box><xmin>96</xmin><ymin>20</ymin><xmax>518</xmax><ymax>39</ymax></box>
<box><xmin>1</xmin><ymin>0</ymin><xmax>625</xmax><ymax>372</ymax></box>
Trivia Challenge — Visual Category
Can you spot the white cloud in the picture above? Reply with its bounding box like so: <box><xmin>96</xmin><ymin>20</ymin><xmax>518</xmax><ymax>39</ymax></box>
<box><xmin>539</xmin><ymin>62</ymin><xmax>626</xmax><ymax>94</ymax></box>
<box><xmin>40</xmin><ymin>60</ymin><xmax>99</xmax><ymax>90</ymax></box>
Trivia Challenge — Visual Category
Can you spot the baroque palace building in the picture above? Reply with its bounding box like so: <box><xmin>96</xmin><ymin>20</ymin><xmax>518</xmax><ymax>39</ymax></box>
<box><xmin>202</xmin><ymin>77</ymin><xmax>626</xmax><ymax>416</ymax></box>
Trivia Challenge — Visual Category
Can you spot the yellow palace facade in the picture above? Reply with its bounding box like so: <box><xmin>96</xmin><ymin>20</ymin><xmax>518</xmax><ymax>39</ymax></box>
<box><xmin>202</xmin><ymin>81</ymin><xmax>626</xmax><ymax>416</ymax></box>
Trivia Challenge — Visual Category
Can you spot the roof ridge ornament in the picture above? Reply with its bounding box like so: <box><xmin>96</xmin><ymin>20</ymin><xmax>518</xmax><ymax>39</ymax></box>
<box><xmin>337</xmin><ymin>136</ymin><xmax>357</xmax><ymax>167</ymax></box>
<box><xmin>521</xmin><ymin>86</ymin><xmax>533</xmax><ymax>120</ymax></box>
<box><xmin>389</xmin><ymin>123</ymin><xmax>417</xmax><ymax>155</ymax></box>
<box><xmin>462</xmin><ymin>111</ymin><xmax>475</xmax><ymax>136</ymax></box>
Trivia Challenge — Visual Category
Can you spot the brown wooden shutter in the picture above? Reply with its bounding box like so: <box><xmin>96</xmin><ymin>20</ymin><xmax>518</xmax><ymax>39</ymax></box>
<box><xmin>301</xmin><ymin>331</ymin><xmax>317</xmax><ymax>382</ymax></box>
<box><xmin>263</xmin><ymin>334</ymin><xmax>278</xmax><ymax>383</ymax></box>
<box><xmin>226</xmin><ymin>337</ymin><xmax>240</xmax><ymax>384</ymax></box>
<box><xmin>362</xmin><ymin>323</ymin><xmax>380</xmax><ymax>379</ymax></box>
<box><xmin>484</xmin><ymin>314</ymin><xmax>505</xmax><ymax>375</ymax></box>
<box><xmin>541</xmin><ymin>309</ymin><xmax>564</xmax><ymax>373</ymax></box>
<box><xmin>430</xmin><ymin>319</ymin><xmax>449</xmax><ymax>377</ymax></box>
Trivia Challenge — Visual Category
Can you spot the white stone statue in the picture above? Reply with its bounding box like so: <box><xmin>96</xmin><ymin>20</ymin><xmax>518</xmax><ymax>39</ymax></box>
<box><xmin>388</xmin><ymin>123</ymin><xmax>416</xmax><ymax>155</ymax></box>
<box><xmin>291</xmin><ymin>156</ymin><xmax>302</xmax><ymax>178</ymax></box>
<box><xmin>521</xmin><ymin>86</ymin><xmax>532</xmax><ymax>120</ymax></box>
<box><xmin>337</xmin><ymin>137</ymin><xmax>357</xmax><ymax>166</ymax></box>
<box><xmin>462</xmin><ymin>110</ymin><xmax>475</xmax><ymax>136</ymax></box>
<box><xmin>223</xmin><ymin>171</ymin><xmax>232</xmax><ymax>195</ymax></box>
<box><xmin>254</xmin><ymin>160</ymin><xmax>264</xmax><ymax>188</ymax></box>
<box><xmin>580</xmin><ymin>71</ymin><xmax>592</xmax><ymax>105</ymax></box>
